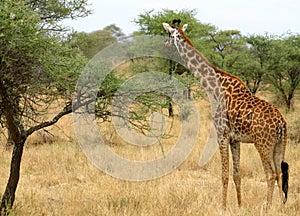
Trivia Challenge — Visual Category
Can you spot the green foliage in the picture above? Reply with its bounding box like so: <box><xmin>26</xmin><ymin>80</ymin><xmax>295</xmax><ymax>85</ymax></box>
<box><xmin>69</xmin><ymin>29</ymin><xmax>116</xmax><ymax>59</ymax></box>
<box><xmin>103</xmin><ymin>24</ymin><xmax>126</xmax><ymax>39</ymax></box>
<box><xmin>134</xmin><ymin>9</ymin><xmax>216</xmax><ymax>38</ymax></box>
<box><xmin>134</xmin><ymin>9</ymin><xmax>300</xmax><ymax>109</ymax></box>
<box><xmin>133</xmin><ymin>9</ymin><xmax>214</xmax><ymax>94</ymax></box>
<box><xmin>231</xmin><ymin>34</ymin><xmax>274</xmax><ymax>93</ymax></box>
<box><xmin>267</xmin><ymin>34</ymin><xmax>300</xmax><ymax>109</ymax></box>
<box><xmin>0</xmin><ymin>0</ymin><xmax>87</xmax><ymax>127</ymax></box>
<box><xmin>68</xmin><ymin>24</ymin><xmax>125</xmax><ymax>60</ymax></box>
<box><xmin>0</xmin><ymin>0</ymin><xmax>41</xmax><ymax>76</ymax></box>
<box><xmin>0</xmin><ymin>0</ymin><xmax>48</xmax><ymax>121</ymax></box>
<box><xmin>205</xmin><ymin>30</ymin><xmax>244</xmax><ymax>70</ymax></box>
<box><xmin>26</xmin><ymin>0</ymin><xmax>92</xmax><ymax>32</ymax></box>
<box><xmin>0</xmin><ymin>0</ymin><xmax>91</xmax><ymax>212</ymax></box>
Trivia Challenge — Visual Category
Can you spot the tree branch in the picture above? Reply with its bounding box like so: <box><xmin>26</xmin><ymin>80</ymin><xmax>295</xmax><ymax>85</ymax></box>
<box><xmin>26</xmin><ymin>99</ymin><xmax>93</xmax><ymax>137</ymax></box>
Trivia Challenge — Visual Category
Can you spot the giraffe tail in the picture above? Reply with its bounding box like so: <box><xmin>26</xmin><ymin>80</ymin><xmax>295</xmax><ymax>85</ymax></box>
<box><xmin>279</xmin><ymin>122</ymin><xmax>289</xmax><ymax>204</ymax></box>
<box><xmin>281</xmin><ymin>161</ymin><xmax>289</xmax><ymax>204</ymax></box>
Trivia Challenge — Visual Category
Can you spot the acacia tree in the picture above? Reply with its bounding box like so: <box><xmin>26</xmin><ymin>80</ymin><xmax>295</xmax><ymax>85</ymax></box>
<box><xmin>133</xmin><ymin>9</ymin><xmax>266</xmax><ymax>95</ymax></box>
<box><xmin>0</xmin><ymin>0</ymin><xmax>91</xmax><ymax>213</ymax></box>
<box><xmin>227</xmin><ymin>34</ymin><xmax>274</xmax><ymax>94</ymax></box>
<box><xmin>103</xmin><ymin>24</ymin><xmax>126</xmax><ymax>39</ymax></box>
<box><xmin>206</xmin><ymin>30</ymin><xmax>244</xmax><ymax>70</ymax></box>
<box><xmin>69</xmin><ymin>27</ymin><xmax>118</xmax><ymax>59</ymax></box>
<box><xmin>134</xmin><ymin>9</ymin><xmax>216</xmax><ymax>114</ymax></box>
<box><xmin>27</xmin><ymin>0</ymin><xmax>90</xmax><ymax>32</ymax></box>
<box><xmin>267</xmin><ymin>34</ymin><xmax>300</xmax><ymax>110</ymax></box>
<box><xmin>245</xmin><ymin>35</ymin><xmax>272</xmax><ymax>93</ymax></box>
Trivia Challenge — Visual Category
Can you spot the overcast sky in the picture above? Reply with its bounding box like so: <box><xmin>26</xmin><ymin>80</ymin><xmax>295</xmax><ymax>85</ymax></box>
<box><xmin>64</xmin><ymin>0</ymin><xmax>300</xmax><ymax>35</ymax></box>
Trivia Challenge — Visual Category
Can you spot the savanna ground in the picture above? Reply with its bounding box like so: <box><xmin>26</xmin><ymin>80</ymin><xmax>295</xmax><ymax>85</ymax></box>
<box><xmin>0</xmin><ymin>93</ymin><xmax>299</xmax><ymax>216</ymax></box>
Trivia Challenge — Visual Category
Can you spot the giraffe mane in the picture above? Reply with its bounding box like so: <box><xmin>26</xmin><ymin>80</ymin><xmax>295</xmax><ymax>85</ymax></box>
<box><xmin>185</xmin><ymin>37</ymin><xmax>247</xmax><ymax>88</ymax></box>
<box><xmin>213</xmin><ymin>65</ymin><xmax>246</xmax><ymax>87</ymax></box>
<box><xmin>177</xmin><ymin>28</ymin><xmax>194</xmax><ymax>47</ymax></box>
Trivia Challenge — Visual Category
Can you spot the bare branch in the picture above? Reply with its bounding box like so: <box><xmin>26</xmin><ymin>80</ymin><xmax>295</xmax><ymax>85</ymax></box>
<box><xmin>26</xmin><ymin>99</ymin><xmax>93</xmax><ymax>137</ymax></box>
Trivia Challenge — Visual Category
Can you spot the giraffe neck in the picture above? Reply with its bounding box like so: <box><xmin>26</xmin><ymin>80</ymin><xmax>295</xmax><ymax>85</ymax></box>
<box><xmin>175</xmin><ymin>39</ymin><xmax>224</xmax><ymax>102</ymax></box>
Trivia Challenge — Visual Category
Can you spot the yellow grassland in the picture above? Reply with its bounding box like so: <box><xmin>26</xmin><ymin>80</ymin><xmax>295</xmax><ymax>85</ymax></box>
<box><xmin>0</xmin><ymin>94</ymin><xmax>299</xmax><ymax>216</ymax></box>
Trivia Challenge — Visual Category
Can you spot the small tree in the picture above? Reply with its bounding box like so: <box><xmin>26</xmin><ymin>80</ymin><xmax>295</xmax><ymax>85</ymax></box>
<box><xmin>134</xmin><ymin>9</ymin><xmax>216</xmax><ymax>114</ymax></box>
<box><xmin>206</xmin><ymin>30</ymin><xmax>243</xmax><ymax>70</ymax></box>
<box><xmin>0</xmin><ymin>0</ymin><xmax>90</xmax><ymax>213</ymax></box>
<box><xmin>69</xmin><ymin>29</ymin><xmax>117</xmax><ymax>59</ymax></box>
<box><xmin>267</xmin><ymin>34</ymin><xmax>300</xmax><ymax>110</ymax></box>
<box><xmin>233</xmin><ymin>34</ymin><xmax>273</xmax><ymax>94</ymax></box>
<box><xmin>103</xmin><ymin>24</ymin><xmax>126</xmax><ymax>39</ymax></box>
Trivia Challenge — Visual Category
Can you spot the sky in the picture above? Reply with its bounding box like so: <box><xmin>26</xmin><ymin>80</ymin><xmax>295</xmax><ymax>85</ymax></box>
<box><xmin>63</xmin><ymin>0</ymin><xmax>300</xmax><ymax>35</ymax></box>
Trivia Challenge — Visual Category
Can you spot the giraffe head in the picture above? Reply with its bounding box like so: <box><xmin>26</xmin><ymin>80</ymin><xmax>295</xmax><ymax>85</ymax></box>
<box><xmin>162</xmin><ymin>19</ymin><xmax>189</xmax><ymax>48</ymax></box>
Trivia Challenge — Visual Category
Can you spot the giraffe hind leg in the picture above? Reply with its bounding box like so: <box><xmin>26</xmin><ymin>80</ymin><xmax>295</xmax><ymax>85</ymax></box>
<box><xmin>273</xmin><ymin>139</ymin><xmax>284</xmax><ymax>204</ymax></box>
<box><xmin>273</xmin><ymin>135</ymin><xmax>289</xmax><ymax>204</ymax></box>
<box><xmin>255</xmin><ymin>142</ymin><xmax>277</xmax><ymax>208</ymax></box>
<box><xmin>264</xmin><ymin>159</ymin><xmax>276</xmax><ymax>209</ymax></box>
<box><xmin>230</xmin><ymin>140</ymin><xmax>241</xmax><ymax>207</ymax></box>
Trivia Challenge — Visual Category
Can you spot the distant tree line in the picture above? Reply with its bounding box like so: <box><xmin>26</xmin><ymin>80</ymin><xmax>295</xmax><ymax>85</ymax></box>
<box><xmin>132</xmin><ymin>9</ymin><xmax>300</xmax><ymax>110</ymax></box>
<box><xmin>72</xmin><ymin>9</ymin><xmax>300</xmax><ymax>110</ymax></box>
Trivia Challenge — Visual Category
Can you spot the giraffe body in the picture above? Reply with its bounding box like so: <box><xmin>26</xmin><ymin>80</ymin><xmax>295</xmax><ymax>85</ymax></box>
<box><xmin>163</xmin><ymin>21</ymin><xmax>289</xmax><ymax>209</ymax></box>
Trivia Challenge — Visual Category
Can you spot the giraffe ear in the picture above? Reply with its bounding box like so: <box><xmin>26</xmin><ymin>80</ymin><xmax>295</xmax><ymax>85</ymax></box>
<box><xmin>163</xmin><ymin>23</ymin><xmax>174</xmax><ymax>33</ymax></box>
<box><xmin>182</xmin><ymin>24</ymin><xmax>188</xmax><ymax>32</ymax></box>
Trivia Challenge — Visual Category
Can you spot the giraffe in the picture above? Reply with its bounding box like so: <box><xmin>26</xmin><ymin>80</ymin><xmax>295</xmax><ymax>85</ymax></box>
<box><xmin>162</xmin><ymin>20</ymin><xmax>289</xmax><ymax>209</ymax></box>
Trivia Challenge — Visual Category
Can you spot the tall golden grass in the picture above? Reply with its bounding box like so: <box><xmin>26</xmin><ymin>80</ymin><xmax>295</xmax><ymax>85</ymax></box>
<box><xmin>0</xmin><ymin>96</ymin><xmax>299</xmax><ymax>215</ymax></box>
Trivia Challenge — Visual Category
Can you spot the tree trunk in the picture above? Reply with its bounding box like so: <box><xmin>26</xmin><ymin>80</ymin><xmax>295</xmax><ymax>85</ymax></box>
<box><xmin>6</xmin><ymin>130</ymin><xmax>14</xmax><ymax>148</ymax></box>
<box><xmin>1</xmin><ymin>139</ymin><xmax>25</xmax><ymax>215</ymax></box>
<box><xmin>0</xmin><ymin>81</ymin><xmax>92</xmax><ymax>214</ymax></box>
<box><xmin>167</xmin><ymin>60</ymin><xmax>175</xmax><ymax>117</ymax></box>
<box><xmin>168</xmin><ymin>100</ymin><xmax>174</xmax><ymax>117</ymax></box>
<box><xmin>0</xmin><ymin>81</ymin><xmax>26</xmax><ymax>215</ymax></box>
<box><xmin>286</xmin><ymin>94</ymin><xmax>293</xmax><ymax>111</ymax></box>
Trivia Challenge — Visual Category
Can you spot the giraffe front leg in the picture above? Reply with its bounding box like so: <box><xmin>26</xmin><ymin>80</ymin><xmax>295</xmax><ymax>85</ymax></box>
<box><xmin>220</xmin><ymin>140</ymin><xmax>230</xmax><ymax>209</ymax></box>
<box><xmin>230</xmin><ymin>140</ymin><xmax>241</xmax><ymax>207</ymax></box>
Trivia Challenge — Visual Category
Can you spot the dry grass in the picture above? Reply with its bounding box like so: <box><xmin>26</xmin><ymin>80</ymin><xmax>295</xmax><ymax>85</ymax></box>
<box><xmin>0</xmin><ymin>98</ymin><xmax>300</xmax><ymax>216</ymax></box>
